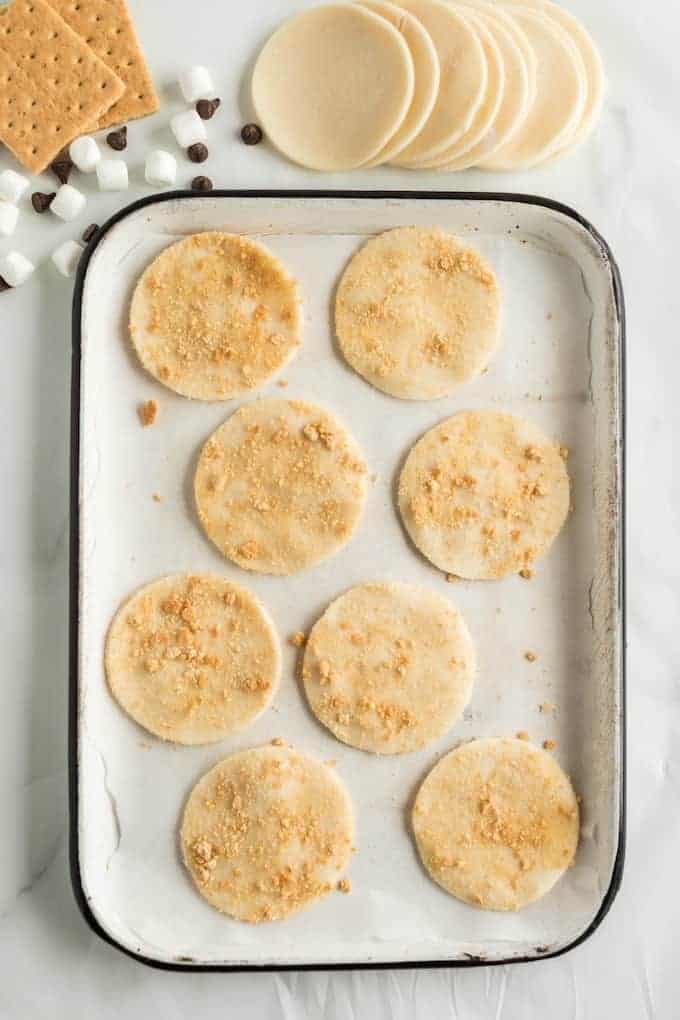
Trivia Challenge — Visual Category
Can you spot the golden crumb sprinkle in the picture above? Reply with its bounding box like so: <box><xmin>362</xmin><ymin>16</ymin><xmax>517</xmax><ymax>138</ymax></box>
<box><xmin>445</xmin><ymin>573</ymin><xmax>458</xmax><ymax>583</ymax></box>
<box><xmin>337</xmin><ymin>878</ymin><xmax>352</xmax><ymax>894</ymax></box>
<box><xmin>152</xmin><ymin>492</ymin><xmax>162</xmax><ymax>503</ymax></box>
<box><xmin>539</xmin><ymin>701</ymin><xmax>555</xmax><ymax>715</ymax></box>
<box><xmin>289</xmin><ymin>631</ymin><xmax>307</xmax><ymax>648</ymax></box>
<box><xmin>138</xmin><ymin>399</ymin><xmax>158</xmax><ymax>427</ymax></box>
<box><xmin>543</xmin><ymin>739</ymin><xmax>557</xmax><ymax>751</ymax></box>
<box><xmin>516</xmin><ymin>730</ymin><xmax>530</xmax><ymax>741</ymax></box>
<box><xmin>270</xmin><ymin>737</ymin><xmax>286</xmax><ymax>746</ymax></box>
<box><xmin>277</xmin><ymin>379</ymin><xmax>289</xmax><ymax>388</ymax></box>
<box><xmin>519</xmin><ymin>567</ymin><xmax>534</xmax><ymax>580</ymax></box>
<box><xmin>524</xmin><ymin>651</ymin><xmax>537</xmax><ymax>663</ymax></box>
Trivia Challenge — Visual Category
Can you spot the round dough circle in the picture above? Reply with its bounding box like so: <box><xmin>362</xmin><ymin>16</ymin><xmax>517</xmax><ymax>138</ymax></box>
<box><xmin>414</xmin><ymin>8</ymin><xmax>504</xmax><ymax>170</ymax></box>
<box><xmin>303</xmin><ymin>582</ymin><xmax>476</xmax><ymax>754</ymax></box>
<box><xmin>181</xmin><ymin>745</ymin><xmax>354</xmax><ymax>922</ymax></box>
<box><xmin>129</xmin><ymin>232</ymin><xmax>301</xmax><ymax>401</ymax></box>
<box><xmin>398</xmin><ymin>410</ymin><xmax>570</xmax><ymax>579</ymax></box>
<box><xmin>431</xmin><ymin>6</ymin><xmax>530</xmax><ymax>170</ymax></box>
<box><xmin>105</xmin><ymin>574</ymin><xmax>281</xmax><ymax>744</ymax></box>
<box><xmin>392</xmin><ymin>0</ymin><xmax>487</xmax><ymax>164</ymax></box>
<box><xmin>194</xmin><ymin>399</ymin><xmax>369</xmax><ymax>575</ymax></box>
<box><xmin>251</xmin><ymin>4</ymin><xmax>415</xmax><ymax>171</ymax></box>
<box><xmin>412</xmin><ymin>737</ymin><xmax>579</xmax><ymax>910</ymax></box>
<box><xmin>479</xmin><ymin>7</ymin><xmax>585</xmax><ymax>169</ymax></box>
<box><xmin>335</xmin><ymin>227</ymin><xmax>501</xmax><ymax>400</ymax></box>
<box><xmin>358</xmin><ymin>0</ymin><xmax>440</xmax><ymax>168</ymax></box>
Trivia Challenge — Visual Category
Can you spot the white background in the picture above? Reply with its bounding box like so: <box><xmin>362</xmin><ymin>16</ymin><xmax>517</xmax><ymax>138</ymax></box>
<box><xmin>0</xmin><ymin>0</ymin><xmax>674</xmax><ymax>1015</ymax></box>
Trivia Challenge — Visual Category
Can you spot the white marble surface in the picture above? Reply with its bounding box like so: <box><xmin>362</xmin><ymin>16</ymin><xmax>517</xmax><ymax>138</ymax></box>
<box><xmin>0</xmin><ymin>0</ymin><xmax>674</xmax><ymax>1014</ymax></box>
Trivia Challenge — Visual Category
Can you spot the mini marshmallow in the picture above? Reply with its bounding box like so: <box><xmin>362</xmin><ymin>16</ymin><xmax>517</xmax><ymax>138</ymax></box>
<box><xmin>170</xmin><ymin>109</ymin><xmax>207</xmax><ymax>149</ymax></box>
<box><xmin>69</xmin><ymin>135</ymin><xmax>102</xmax><ymax>173</ymax></box>
<box><xmin>179</xmin><ymin>66</ymin><xmax>215</xmax><ymax>103</ymax></box>
<box><xmin>0</xmin><ymin>169</ymin><xmax>30</xmax><ymax>205</ymax></box>
<box><xmin>51</xmin><ymin>239</ymin><xmax>84</xmax><ymax>278</ymax></box>
<box><xmin>0</xmin><ymin>251</ymin><xmax>35</xmax><ymax>288</ymax></box>
<box><xmin>96</xmin><ymin>159</ymin><xmax>129</xmax><ymax>191</ymax></box>
<box><xmin>0</xmin><ymin>201</ymin><xmax>19</xmax><ymax>238</ymax></box>
<box><xmin>145</xmin><ymin>150</ymin><xmax>177</xmax><ymax>187</ymax></box>
<box><xmin>51</xmin><ymin>184</ymin><xmax>86</xmax><ymax>222</ymax></box>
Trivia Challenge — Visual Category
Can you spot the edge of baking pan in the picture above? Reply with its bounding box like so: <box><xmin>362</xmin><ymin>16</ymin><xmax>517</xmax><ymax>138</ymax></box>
<box><xmin>69</xmin><ymin>189</ymin><xmax>626</xmax><ymax>972</ymax></box>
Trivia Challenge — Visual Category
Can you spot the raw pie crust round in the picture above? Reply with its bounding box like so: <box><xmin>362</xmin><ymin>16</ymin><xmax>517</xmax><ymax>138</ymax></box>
<box><xmin>194</xmin><ymin>398</ymin><xmax>369</xmax><ymax>575</ymax></box>
<box><xmin>105</xmin><ymin>573</ymin><xmax>281</xmax><ymax>744</ymax></box>
<box><xmin>181</xmin><ymin>745</ymin><xmax>354</xmax><ymax>922</ymax></box>
<box><xmin>129</xmin><ymin>232</ymin><xmax>301</xmax><ymax>400</ymax></box>
<box><xmin>412</xmin><ymin>737</ymin><xmax>579</xmax><ymax>910</ymax></box>
<box><xmin>303</xmin><ymin>581</ymin><xmax>476</xmax><ymax>754</ymax></box>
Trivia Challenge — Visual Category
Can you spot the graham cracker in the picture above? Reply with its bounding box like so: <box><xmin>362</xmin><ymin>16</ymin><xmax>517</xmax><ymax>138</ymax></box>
<box><xmin>46</xmin><ymin>0</ymin><xmax>160</xmax><ymax>129</ymax></box>
<box><xmin>0</xmin><ymin>0</ymin><xmax>124</xmax><ymax>173</ymax></box>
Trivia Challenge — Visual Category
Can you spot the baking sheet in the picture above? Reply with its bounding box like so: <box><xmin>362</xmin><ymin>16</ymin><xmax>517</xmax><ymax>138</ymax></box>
<box><xmin>73</xmin><ymin>193</ymin><xmax>623</xmax><ymax>968</ymax></box>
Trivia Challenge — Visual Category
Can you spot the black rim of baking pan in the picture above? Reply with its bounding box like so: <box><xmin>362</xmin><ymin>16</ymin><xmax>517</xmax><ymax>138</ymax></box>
<box><xmin>69</xmin><ymin>189</ymin><xmax>626</xmax><ymax>972</ymax></box>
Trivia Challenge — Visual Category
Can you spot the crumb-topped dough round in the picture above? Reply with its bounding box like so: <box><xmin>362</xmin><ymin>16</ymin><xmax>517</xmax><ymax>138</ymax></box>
<box><xmin>129</xmin><ymin>232</ymin><xmax>301</xmax><ymax>400</ymax></box>
<box><xmin>180</xmin><ymin>745</ymin><xmax>354</xmax><ymax>922</ymax></box>
<box><xmin>302</xmin><ymin>582</ymin><xmax>476</xmax><ymax>754</ymax></box>
<box><xmin>335</xmin><ymin>227</ymin><xmax>500</xmax><ymax>400</ymax></box>
<box><xmin>194</xmin><ymin>398</ymin><xmax>369</xmax><ymax>575</ymax></box>
<box><xmin>105</xmin><ymin>574</ymin><xmax>281</xmax><ymax>744</ymax></box>
<box><xmin>412</xmin><ymin>737</ymin><xmax>579</xmax><ymax>910</ymax></box>
<box><xmin>251</xmin><ymin>4</ymin><xmax>415</xmax><ymax>171</ymax></box>
<box><xmin>398</xmin><ymin>410</ymin><xmax>570</xmax><ymax>579</ymax></box>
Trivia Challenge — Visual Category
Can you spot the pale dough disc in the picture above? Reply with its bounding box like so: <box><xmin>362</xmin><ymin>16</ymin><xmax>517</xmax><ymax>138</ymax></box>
<box><xmin>105</xmin><ymin>574</ymin><xmax>281</xmax><ymax>745</ymax></box>
<box><xmin>129</xmin><ymin>232</ymin><xmax>301</xmax><ymax>401</ymax></box>
<box><xmin>391</xmin><ymin>0</ymin><xmax>487</xmax><ymax>165</ymax></box>
<box><xmin>414</xmin><ymin>8</ymin><xmax>505</xmax><ymax>169</ymax></box>
<box><xmin>335</xmin><ymin>227</ymin><xmax>501</xmax><ymax>400</ymax></box>
<box><xmin>500</xmin><ymin>0</ymin><xmax>604</xmax><ymax>159</ymax></box>
<box><xmin>194</xmin><ymin>399</ymin><xmax>369</xmax><ymax>575</ymax></box>
<box><xmin>302</xmin><ymin>582</ymin><xmax>476</xmax><ymax>754</ymax></box>
<box><xmin>432</xmin><ymin>4</ymin><xmax>531</xmax><ymax>169</ymax></box>
<box><xmin>251</xmin><ymin>4</ymin><xmax>414</xmax><ymax>171</ymax></box>
<box><xmin>181</xmin><ymin>746</ymin><xmax>354</xmax><ymax>922</ymax></box>
<box><xmin>398</xmin><ymin>410</ymin><xmax>570</xmax><ymax>579</ymax></box>
<box><xmin>358</xmin><ymin>0</ymin><xmax>440</xmax><ymax>167</ymax></box>
<box><xmin>412</xmin><ymin>737</ymin><xmax>579</xmax><ymax>910</ymax></box>
<box><xmin>479</xmin><ymin>7</ymin><xmax>586</xmax><ymax>169</ymax></box>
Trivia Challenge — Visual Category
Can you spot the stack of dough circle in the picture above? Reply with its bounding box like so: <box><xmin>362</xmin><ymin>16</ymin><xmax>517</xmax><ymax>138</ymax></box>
<box><xmin>129</xmin><ymin>232</ymin><xmax>301</xmax><ymax>401</ymax></box>
<box><xmin>248</xmin><ymin>1</ymin><xmax>603</xmax><ymax>172</ymax></box>
<box><xmin>335</xmin><ymin>227</ymin><xmax>501</xmax><ymax>400</ymax></box>
<box><xmin>194</xmin><ymin>398</ymin><xmax>369</xmax><ymax>575</ymax></box>
<box><xmin>398</xmin><ymin>410</ymin><xmax>570</xmax><ymax>578</ymax></box>
<box><xmin>302</xmin><ymin>582</ymin><xmax>476</xmax><ymax>754</ymax></box>
<box><xmin>412</xmin><ymin>737</ymin><xmax>579</xmax><ymax>910</ymax></box>
<box><xmin>105</xmin><ymin>574</ymin><xmax>280</xmax><ymax>744</ymax></box>
<box><xmin>251</xmin><ymin>4</ymin><xmax>415</xmax><ymax>171</ymax></box>
<box><xmin>181</xmin><ymin>746</ymin><xmax>354</xmax><ymax>922</ymax></box>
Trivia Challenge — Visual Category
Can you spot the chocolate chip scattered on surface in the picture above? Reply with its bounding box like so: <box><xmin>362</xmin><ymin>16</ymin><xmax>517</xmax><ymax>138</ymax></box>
<box><xmin>191</xmin><ymin>175</ymin><xmax>213</xmax><ymax>191</ymax></box>
<box><xmin>0</xmin><ymin>276</ymin><xmax>11</xmax><ymax>293</ymax></box>
<box><xmin>106</xmin><ymin>126</ymin><xmax>128</xmax><ymax>151</ymax></box>
<box><xmin>50</xmin><ymin>149</ymin><xmax>74</xmax><ymax>186</ymax></box>
<box><xmin>241</xmin><ymin>123</ymin><xmax>263</xmax><ymax>146</ymax></box>
<box><xmin>31</xmin><ymin>192</ymin><xmax>56</xmax><ymax>214</ymax></box>
<box><xmin>196</xmin><ymin>98</ymin><xmax>221</xmax><ymax>120</ymax></box>
<box><xmin>82</xmin><ymin>223</ymin><xmax>99</xmax><ymax>244</ymax></box>
<box><xmin>187</xmin><ymin>142</ymin><xmax>209</xmax><ymax>163</ymax></box>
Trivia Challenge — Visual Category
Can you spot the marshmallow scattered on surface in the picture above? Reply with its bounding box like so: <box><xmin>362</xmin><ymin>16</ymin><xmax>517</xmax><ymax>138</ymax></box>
<box><xmin>96</xmin><ymin>159</ymin><xmax>129</xmax><ymax>192</ymax></box>
<box><xmin>170</xmin><ymin>109</ymin><xmax>207</xmax><ymax>149</ymax></box>
<box><xmin>0</xmin><ymin>201</ymin><xmax>19</xmax><ymax>238</ymax></box>
<box><xmin>145</xmin><ymin>150</ymin><xmax>177</xmax><ymax>187</ymax></box>
<box><xmin>179</xmin><ymin>66</ymin><xmax>215</xmax><ymax>103</ymax></box>
<box><xmin>0</xmin><ymin>251</ymin><xmax>35</xmax><ymax>287</ymax></box>
<box><xmin>51</xmin><ymin>184</ymin><xmax>87</xmax><ymax>222</ymax></box>
<box><xmin>52</xmin><ymin>239</ymin><xmax>84</xmax><ymax>278</ymax></box>
<box><xmin>69</xmin><ymin>136</ymin><xmax>102</xmax><ymax>173</ymax></box>
<box><xmin>0</xmin><ymin>169</ymin><xmax>29</xmax><ymax>205</ymax></box>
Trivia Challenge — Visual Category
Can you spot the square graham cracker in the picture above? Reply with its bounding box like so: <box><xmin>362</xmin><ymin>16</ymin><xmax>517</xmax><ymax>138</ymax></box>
<box><xmin>0</xmin><ymin>0</ymin><xmax>124</xmax><ymax>172</ymax></box>
<box><xmin>46</xmin><ymin>0</ymin><xmax>160</xmax><ymax>129</ymax></box>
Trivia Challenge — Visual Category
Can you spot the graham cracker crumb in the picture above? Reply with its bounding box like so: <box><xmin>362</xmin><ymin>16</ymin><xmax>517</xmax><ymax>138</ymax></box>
<box><xmin>543</xmin><ymin>739</ymin><xmax>557</xmax><ymax>751</ymax></box>
<box><xmin>524</xmin><ymin>650</ymin><xmax>537</xmax><ymax>662</ymax></box>
<box><xmin>152</xmin><ymin>492</ymin><xmax>162</xmax><ymax>503</ymax></box>
<box><xmin>289</xmin><ymin>631</ymin><xmax>307</xmax><ymax>648</ymax></box>
<box><xmin>138</xmin><ymin>399</ymin><xmax>158</xmax><ymax>427</ymax></box>
<box><xmin>270</xmin><ymin>737</ymin><xmax>286</xmax><ymax>746</ymax></box>
<box><xmin>516</xmin><ymin>730</ymin><xmax>530</xmax><ymax>741</ymax></box>
<box><xmin>277</xmin><ymin>379</ymin><xmax>289</xmax><ymax>388</ymax></box>
<box><xmin>539</xmin><ymin>701</ymin><xmax>556</xmax><ymax>715</ymax></box>
<box><xmin>519</xmin><ymin>567</ymin><xmax>534</xmax><ymax>580</ymax></box>
<box><xmin>445</xmin><ymin>573</ymin><xmax>458</xmax><ymax>583</ymax></box>
<box><xmin>337</xmin><ymin>878</ymin><xmax>351</xmax><ymax>894</ymax></box>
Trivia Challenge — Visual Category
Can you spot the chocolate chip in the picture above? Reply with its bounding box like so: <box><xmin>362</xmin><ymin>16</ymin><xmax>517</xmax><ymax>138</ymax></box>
<box><xmin>187</xmin><ymin>142</ymin><xmax>209</xmax><ymax>163</ymax></box>
<box><xmin>196</xmin><ymin>98</ymin><xmax>221</xmax><ymax>120</ymax></box>
<box><xmin>106</xmin><ymin>126</ymin><xmax>127</xmax><ymax>151</ymax></box>
<box><xmin>0</xmin><ymin>276</ymin><xmax>10</xmax><ymax>293</ymax></box>
<box><xmin>50</xmin><ymin>148</ymin><xmax>74</xmax><ymax>185</ymax></box>
<box><xmin>241</xmin><ymin>123</ymin><xmax>263</xmax><ymax>146</ymax></box>
<box><xmin>31</xmin><ymin>191</ymin><xmax>56</xmax><ymax>213</ymax></box>
<box><xmin>82</xmin><ymin>223</ymin><xmax>99</xmax><ymax>244</ymax></box>
<box><xmin>191</xmin><ymin>175</ymin><xmax>213</xmax><ymax>192</ymax></box>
